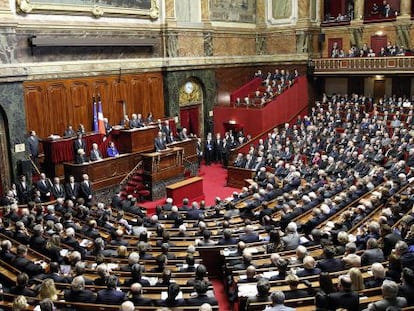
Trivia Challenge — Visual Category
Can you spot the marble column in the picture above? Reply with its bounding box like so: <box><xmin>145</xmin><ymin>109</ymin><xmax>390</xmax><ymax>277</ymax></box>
<box><xmin>399</xmin><ymin>0</ymin><xmax>411</xmax><ymax>18</ymax></box>
<box><xmin>353</xmin><ymin>0</ymin><xmax>364</xmax><ymax>21</ymax></box>
<box><xmin>164</xmin><ymin>0</ymin><xmax>176</xmax><ymax>24</ymax></box>
<box><xmin>200</xmin><ymin>0</ymin><xmax>210</xmax><ymax>23</ymax></box>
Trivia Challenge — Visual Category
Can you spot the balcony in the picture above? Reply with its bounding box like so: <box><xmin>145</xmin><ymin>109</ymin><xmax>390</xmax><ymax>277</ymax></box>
<box><xmin>312</xmin><ymin>56</ymin><xmax>414</xmax><ymax>75</ymax></box>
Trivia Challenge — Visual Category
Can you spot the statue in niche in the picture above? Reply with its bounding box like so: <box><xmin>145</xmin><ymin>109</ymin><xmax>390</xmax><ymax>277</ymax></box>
<box><xmin>204</xmin><ymin>32</ymin><xmax>213</xmax><ymax>57</ymax></box>
<box><xmin>255</xmin><ymin>35</ymin><xmax>266</xmax><ymax>55</ymax></box>
<box><xmin>167</xmin><ymin>32</ymin><xmax>178</xmax><ymax>58</ymax></box>
<box><xmin>396</xmin><ymin>25</ymin><xmax>411</xmax><ymax>50</ymax></box>
<box><xmin>272</xmin><ymin>0</ymin><xmax>292</xmax><ymax>19</ymax></box>
<box><xmin>296</xmin><ymin>31</ymin><xmax>309</xmax><ymax>53</ymax></box>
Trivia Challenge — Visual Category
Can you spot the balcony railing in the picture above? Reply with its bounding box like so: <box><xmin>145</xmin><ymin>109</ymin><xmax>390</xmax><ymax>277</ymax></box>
<box><xmin>312</xmin><ymin>56</ymin><xmax>414</xmax><ymax>74</ymax></box>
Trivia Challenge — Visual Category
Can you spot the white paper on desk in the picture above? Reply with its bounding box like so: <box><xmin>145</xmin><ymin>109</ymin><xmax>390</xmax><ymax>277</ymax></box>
<box><xmin>238</xmin><ymin>284</ymin><xmax>257</xmax><ymax>297</ymax></box>
<box><xmin>107</xmin><ymin>263</ymin><xmax>119</xmax><ymax>270</ymax></box>
<box><xmin>143</xmin><ymin>276</ymin><xmax>158</xmax><ymax>286</ymax></box>
<box><xmin>60</xmin><ymin>249</ymin><xmax>69</xmax><ymax>257</ymax></box>
<box><xmin>161</xmin><ymin>291</ymin><xmax>183</xmax><ymax>300</ymax></box>
<box><xmin>239</xmin><ymin>274</ymin><xmax>247</xmax><ymax>280</ymax></box>
<box><xmin>245</xmin><ymin>247</ymin><xmax>259</xmax><ymax>254</ymax></box>
<box><xmin>262</xmin><ymin>271</ymin><xmax>279</xmax><ymax>279</ymax></box>
<box><xmin>181</xmin><ymin>264</ymin><xmax>199</xmax><ymax>269</ymax></box>
<box><xmin>299</xmin><ymin>236</ymin><xmax>309</xmax><ymax>244</ymax></box>
<box><xmin>80</xmin><ymin>239</ymin><xmax>92</xmax><ymax>247</ymax></box>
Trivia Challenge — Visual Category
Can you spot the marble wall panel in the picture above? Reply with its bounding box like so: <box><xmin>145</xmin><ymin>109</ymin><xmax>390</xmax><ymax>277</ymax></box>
<box><xmin>265</xmin><ymin>32</ymin><xmax>297</xmax><ymax>54</ymax></box>
<box><xmin>0</xmin><ymin>82</ymin><xmax>26</xmax><ymax>181</ymax></box>
<box><xmin>213</xmin><ymin>34</ymin><xmax>256</xmax><ymax>56</ymax></box>
<box><xmin>178</xmin><ymin>34</ymin><xmax>204</xmax><ymax>57</ymax></box>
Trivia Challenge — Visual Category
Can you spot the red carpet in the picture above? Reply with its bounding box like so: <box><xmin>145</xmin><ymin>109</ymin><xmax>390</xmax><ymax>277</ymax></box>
<box><xmin>211</xmin><ymin>278</ymin><xmax>232</xmax><ymax>311</ymax></box>
<box><xmin>140</xmin><ymin>163</ymin><xmax>240</xmax><ymax>215</ymax></box>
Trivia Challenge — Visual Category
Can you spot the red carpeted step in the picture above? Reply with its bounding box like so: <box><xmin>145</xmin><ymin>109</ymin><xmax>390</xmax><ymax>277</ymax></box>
<box><xmin>132</xmin><ymin>175</ymin><xmax>143</xmax><ymax>182</ymax></box>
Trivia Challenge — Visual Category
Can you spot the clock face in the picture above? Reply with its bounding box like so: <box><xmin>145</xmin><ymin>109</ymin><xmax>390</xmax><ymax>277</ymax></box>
<box><xmin>184</xmin><ymin>81</ymin><xmax>194</xmax><ymax>94</ymax></box>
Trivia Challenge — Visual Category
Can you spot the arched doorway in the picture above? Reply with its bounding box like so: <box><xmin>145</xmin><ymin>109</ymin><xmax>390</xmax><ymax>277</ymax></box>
<box><xmin>178</xmin><ymin>80</ymin><xmax>203</xmax><ymax>137</ymax></box>
<box><xmin>0</xmin><ymin>109</ymin><xmax>11</xmax><ymax>196</ymax></box>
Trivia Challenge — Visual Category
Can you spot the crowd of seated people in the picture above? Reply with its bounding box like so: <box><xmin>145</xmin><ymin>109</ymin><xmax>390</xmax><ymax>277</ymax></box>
<box><xmin>233</xmin><ymin>69</ymin><xmax>299</xmax><ymax>108</ymax></box>
<box><xmin>331</xmin><ymin>41</ymin><xmax>407</xmax><ymax>58</ymax></box>
<box><xmin>3</xmin><ymin>90</ymin><xmax>414</xmax><ymax>310</ymax></box>
<box><xmin>224</xmin><ymin>91</ymin><xmax>414</xmax><ymax>309</ymax></box>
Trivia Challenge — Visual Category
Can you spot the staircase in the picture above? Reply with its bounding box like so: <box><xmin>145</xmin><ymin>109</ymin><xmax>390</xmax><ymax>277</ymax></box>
<box><xmin>119</xmin><ymin>161</ymin><xmax>151</xmax><ymax>202</ymax></box>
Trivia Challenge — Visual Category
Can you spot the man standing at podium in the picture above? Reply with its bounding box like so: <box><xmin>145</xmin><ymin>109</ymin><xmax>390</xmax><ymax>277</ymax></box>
<box><xmin>154</xmin><ymin>131</ymin><xmax>167</xmax><ymax>152</ymax></box>
<box><xmin>74</xmin><ymin>133</ymin><xmax>86</xmax><ymax>158</ymax></box>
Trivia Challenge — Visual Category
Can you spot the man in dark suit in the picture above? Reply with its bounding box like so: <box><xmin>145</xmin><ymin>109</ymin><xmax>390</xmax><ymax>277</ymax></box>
<box><xmin>36</xmin><ymin>172</ymin><xmax>53</xmax><ymax>202</ymax></box>
<box><xmin>51</xmin><ymin>177</ymin><xmax>66</xmax><ymax>199</ymax></box>
<box><xmin>64</xmin><ymin>276</ymin><xmax>96</xmax><ymax>303</ymax></box>
<box><xmin>79</xmin><ymin>173</ymin><xmax>93</xmax><ymax>203</ymax></box>
<box><xmin>360</xmin><ymin>238</ymin><xmax>385</xmax><ymax>266</ymax></box>
<box><xmin>13</xmin><ymin>245</ymin><xmax>44</xmax><ymax>277</ymax></box>
<box><xmin>27</xmin><ymin>130</ymin><xmax>39</xmax><ymax>165</ymax></box>
<box><xmin>127</xmin><ymin>283</ymin><xmax>153</xmax><ymax>306</ymax></box>
<box><xmin>187</xmin><ymin>202</ymin><xmax>204</xmax><ymax>220</ymax></box>
<box><xmin>96</xmin><ymin>275</ymin><xmax>126</xmax><ymax>304</ymax></box>
<box><xmin>65</xmin><ymin>175</ymin><xmax>80</xmax><ymax>202</ymax></box>
<box><xmin>90</xmin><ymin>143</ymin><xmax>103</xmax><ymax>161</ymax></box>
<box><xmin>186</xmin><ymin>280</ymin><xmax>218</xmax><ymax>306</ymax></box>
<box><xmin>73</xmin><ymin>133</ymin><xmax>86</xmax><ymax>157</ymax></box>
<box><xmin>37</xmin><ymin>262</ymin><xmax>70</xmax><ymax>283</ymax></box>
<box><xmin>239</xmin><ymin>225</ymin><xmax>260</xmax><ymax>243</ymax></box>
<box><xmin>325</xmin><ymin>275</ymin><xmax>359</xmax><ymax>310</ymax></box>
<box><xmin>63</xmin><ymin>125</ymin><xmax>76</xmax><ymax>137</ymax></box>
<box><xmin>161</xmin><ymin>120</ymin><xmax>171</xmax><ymax>137</ymax></box>
<box><xmin>221</xmin><ymin>138</ymin><xmax>230</xmax><ymax>167</ymax></box>
<box><xmin>317</xmin><ymin>246</ymin><xmax>345</xmax><ymax>272</ymax></box>
<box><xmin>16</xmin><ymin>175</ymin><xmax>31</xmax><ymax>204</ymax></box>
<box><xmin>218</xmin><ymin>229</ymin><xmax>239</xmax><ymax>245</ymax></box>
<box><xmin>154</xmin><ymin>131</ymin><xmax>167</xmax><ymax>152</ymax></box>
<box><xmin>75</xmin><ymin>148</ymin><xmax>88</xmax><ymax>164</ymax></box>
<box><xmin>204</xmin><ymin>134</ymin><xmax>214</xmax><ymax>165</ymax></box>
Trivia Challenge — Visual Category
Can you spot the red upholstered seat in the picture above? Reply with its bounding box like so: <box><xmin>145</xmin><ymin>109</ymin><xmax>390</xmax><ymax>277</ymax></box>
<box><xmin>138</xmin><ymin>190</ymin><xmax>151</xmax><ymax>202</ymax></box>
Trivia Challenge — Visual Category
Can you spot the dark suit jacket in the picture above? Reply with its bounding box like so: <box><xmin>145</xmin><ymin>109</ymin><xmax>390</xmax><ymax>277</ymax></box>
<box><xmin>16</xmin><ymin>181</ymin><xmax>31</xmax><ymax>203</ymax></box>
<box><xmin>13</xmin><ymin>256</ymin><xmax>44</xmax><ymax>277</ymax></box>
<box><xmin>37</xmin><ymin>178</ymin><xmax>52</xmax><ymax>199</ymax></box>
<box><xmin>90</xmin><ymin>149</ymin><xmax>103</xmax><ymax>161</ymax></box>
<box><xmin>361</xmin><ymin>248</ymin><xmax>385</xmax><ymax>266</ymax></box>
<box><xmin>96</xmin><ymin>288</ymin><xmax>126</xmax><ymax>304</ymax></box>
<box><xmin>129</xmin><ymin>295</ymin><xmax>153</xmax><ymax>306</ymax></box>
<box><xmin>73</xmin><ymin>139</ymin><xmax>86</xmax><ymax>155</ymax></box>
<box><xmin>154</xmin><ymin>137</ymin><xmax>166</xmax><ymax>152</ymax></box>
<box><xmin>317</xmin><ymin>258</ymin><xmax>345</xmax><ymax>272</ymax></box>
<box><xmin>64</xmin><ymin>289</ymin><xmax>96</xmax><ymax>303</ymax></box>
<box><xmin>27</xmin><ymin>135</ymin><xmax>39</xmax><ymax>157</ymax></box>
<box><xmin>327</xmin><ymin>291</ymin><xmax>359</xmax><ymax>311</ymax></box>
<box><xmin>155</xmin><ymin>298</ymin><xmax>186</xmax><ymax>307</ymax></box>
<box><xmin>51</xmin><ymin>184</ymin><xmax>66</xmax><ymax>199</ymax></box>
<box><xmin>65</xmin><ymin>182</ymin><xmax>80</xmax><ymax>201</ymax></box>
<box><xmin>79</xmin><ymin>180</ymin><xmax>93</xmax><ymax>201</ymax></box>
<box><xmin>186</xmin><ymin>294</ymin><xmax>218</xmax><ymax>306</ymax></box>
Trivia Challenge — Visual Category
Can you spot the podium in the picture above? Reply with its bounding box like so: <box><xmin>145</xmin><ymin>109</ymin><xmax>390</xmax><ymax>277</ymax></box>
<box><xmin>141</xmin><ymin>147</ymin><xmax>185</xmax><ymax>200</ymax></box>
<box><xmin>117</xmin><ymin>126</ymin><xmax>159</xmax><ymax>153</ymax></box>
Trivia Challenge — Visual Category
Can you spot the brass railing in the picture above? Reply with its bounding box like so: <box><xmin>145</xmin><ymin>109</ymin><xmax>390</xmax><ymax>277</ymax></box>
<box><xmin>312</xmin><ymin>56</ymin><xmax>414</xmax><ymax>74</ymax></box>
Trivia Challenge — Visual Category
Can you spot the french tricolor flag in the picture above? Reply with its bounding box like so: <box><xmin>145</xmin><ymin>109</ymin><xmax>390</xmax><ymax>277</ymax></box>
<box><xmin>97</xmin><ymin>96</ymin><xmax>105</xmax><ymax>135</ymax></box>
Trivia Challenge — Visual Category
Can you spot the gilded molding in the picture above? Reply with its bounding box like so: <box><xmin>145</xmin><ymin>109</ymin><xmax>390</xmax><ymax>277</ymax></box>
<box><xmin>16</xmin><ymin>0</ymin><xmax>160</xmax><ymax>19</ymax></box>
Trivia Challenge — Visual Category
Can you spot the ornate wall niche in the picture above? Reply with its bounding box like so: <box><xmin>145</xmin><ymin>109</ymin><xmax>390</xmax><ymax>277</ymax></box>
<box><xmin>210</xmin><ymin>0</ymin><xmax>257</xmax><ymax>23</ymax></box>
<box><xmin>267</xmin><ymin>0</ymin><xmax>298</xmax><ymax>25</ymax></box>
<box><xmin>16</xmin><ymin>0</ymin><xmax>160</xmax><ymax>19</ymax></box>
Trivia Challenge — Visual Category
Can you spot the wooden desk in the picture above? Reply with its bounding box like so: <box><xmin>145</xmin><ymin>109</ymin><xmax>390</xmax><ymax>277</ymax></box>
<box><xmin>142</xmin><ymin>147</ymin><xmax>184</xmax><ymax>182</ymax></box>
<box><xmin>117</xmin><ymin>126</ymin><xmax>158</xmax><ymax>153</ymax></box>
<box><xmin>63</xmin><ymin>152</ymin><xmax>141</xmax><ymax>190</ymax></box>
<box><xmin>166</xmin><ymin>176</ymin><xmax>204</xmax><ymax>203</ymax></box>
<box><xmin>227</xmin><ymin>166</ymin><xmax>256</xmax><ymax>188</ymax></box>
<box><xmin>41</xmin><ymin>132</ymin><xmax>104</xmax><ymax>177</ymax></box>
<box><xmin>168</xmin><ymin>138</ymin><xmax>197</xmax><ymax>163</ymax></box>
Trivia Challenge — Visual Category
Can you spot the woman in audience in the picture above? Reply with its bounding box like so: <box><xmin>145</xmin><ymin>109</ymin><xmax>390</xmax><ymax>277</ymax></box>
<box><xmin>349</xmin><ymin>267</ymin><xmax>365</xmax><ymax>292</ymax></box>
<box><xmin>38</xmin><ymin>278</ymin><xmax>58</xmax><ymax>301</ymax></box>
<box><xmin>12</xmin><ymin>295</ymin><xmax>28</xmax><ymax>311</ymax></box>
<box><xmin>266</xmin><ymin>229</ymin><xmax>284</xmax><ymax>253</ymax></box>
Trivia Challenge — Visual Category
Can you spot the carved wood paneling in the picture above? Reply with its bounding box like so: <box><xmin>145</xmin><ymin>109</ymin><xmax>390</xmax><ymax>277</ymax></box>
<box><xmin>24</xmin><ymin>72</ymin><xmax>164</xmax><ymax>139</ymax></box>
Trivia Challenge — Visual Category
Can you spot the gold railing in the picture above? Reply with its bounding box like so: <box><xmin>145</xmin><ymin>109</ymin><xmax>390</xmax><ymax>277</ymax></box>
<box><xmin>312</xmin><ymin>56</ymin><xmax>414</xmax><ymax>74</ymax></box>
